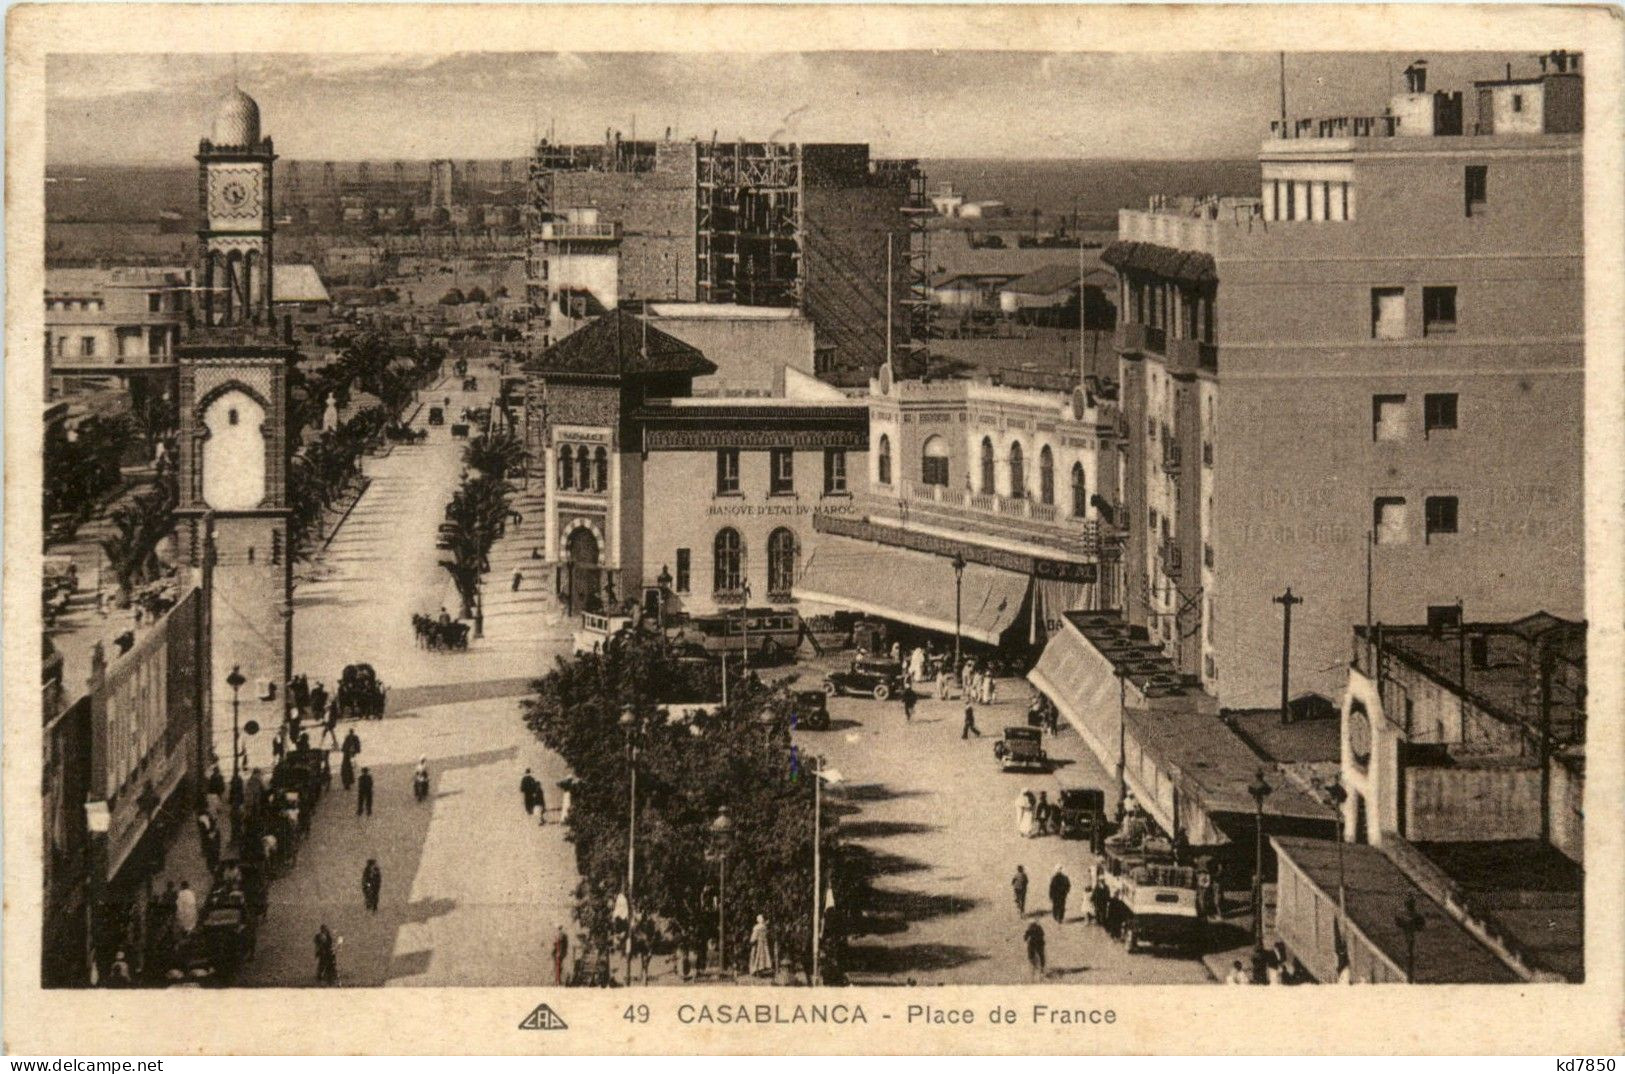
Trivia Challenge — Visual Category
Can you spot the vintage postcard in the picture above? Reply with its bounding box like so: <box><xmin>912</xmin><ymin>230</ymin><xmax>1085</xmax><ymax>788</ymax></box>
<box><xmin>5</xmin><ymin>2</ymin><xmax>1622</xmax><ymax>1056</ymax></box>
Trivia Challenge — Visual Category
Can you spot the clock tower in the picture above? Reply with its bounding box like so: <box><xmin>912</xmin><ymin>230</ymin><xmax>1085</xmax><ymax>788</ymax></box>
<box><xmin>174</xmin><ymin>86</ymin><xmax>294</xmax><ymax>769</ymax></box>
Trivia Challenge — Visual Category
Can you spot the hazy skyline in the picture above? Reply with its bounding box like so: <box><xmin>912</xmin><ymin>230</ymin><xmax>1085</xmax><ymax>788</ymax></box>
<box><xmin>48</xmin><ymin>50</ymin><xmax>1540</xmax><ymax>164</ymax></box>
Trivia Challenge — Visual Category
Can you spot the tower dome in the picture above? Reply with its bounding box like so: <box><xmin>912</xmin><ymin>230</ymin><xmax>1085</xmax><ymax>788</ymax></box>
<box><xmin>209</xmin><ymin>87</ymin><xmax>261</xmax><ymax>147</ymax></box>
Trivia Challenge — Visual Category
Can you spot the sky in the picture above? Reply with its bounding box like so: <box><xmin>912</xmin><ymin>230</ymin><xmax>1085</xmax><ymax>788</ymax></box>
<box><xmin>46</xmin><ymin>50</ymin><xmax>1541</xmax><ymax>164</ymax></box>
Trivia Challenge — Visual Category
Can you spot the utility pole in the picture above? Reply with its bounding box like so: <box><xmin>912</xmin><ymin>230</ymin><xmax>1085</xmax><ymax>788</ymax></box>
<box><xmin>1273</xmin><ymin>588</ymin><xmax>1302</xmax><ymax>725</ymax></box>
<box><xmin>1279</xmin><ymin>52</ymin><xmax>1288</xmax><ymax>128</ymax></box>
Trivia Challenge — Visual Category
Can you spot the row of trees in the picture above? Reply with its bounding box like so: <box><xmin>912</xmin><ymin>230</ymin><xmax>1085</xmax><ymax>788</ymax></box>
<box><xmin>523</xmin><ymin>634</ymin><xmax>839</xmax><ymax>984</ymax></box>
<box><xmin>287</xmin><ymin>405</ymin><xmax>393</xmax><ymax>557</ymax></box>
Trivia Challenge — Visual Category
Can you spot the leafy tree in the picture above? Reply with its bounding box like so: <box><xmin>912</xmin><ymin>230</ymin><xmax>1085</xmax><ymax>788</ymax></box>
<box><xmin>98</xmin><ymin>485</ymin><xmax>174</xmax><ymax>606</ymax></box>
<box><xmin>523</xmin><ymin>634</ymin><xmax>837</xmax><ymax>983</ymax></box>
<box><xmin>440</xmin><ymin>288</ymin><xmax>465</xmax><ymax>306</ymax></box>
<box><xmin>466</xmin><ymin>285</ymin><xmax>488</xmax><ymax>304</ymax></box>
<box><xmin>436</xmin><ymin>472</ymin><xmax>513</xmax><ymax>626</ymax></box>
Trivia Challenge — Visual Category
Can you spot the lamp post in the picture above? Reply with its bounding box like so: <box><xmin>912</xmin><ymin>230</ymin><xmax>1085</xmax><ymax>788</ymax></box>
<box><xmin>1247</xmin><ymin>769</ymin><xmax>1273</xmax><ymax>952</ymax></box>
<box><xmin>740</xmin><ymin>581</ymin><xmax>753</xmax><ymax>682</ymax></box>
<box><xmin>709</xmin><ymin>806</ymin><xmax>734</xmax><ymax>978</ymax></box>
<box><xmin>951</xmin><ymin>553</ymin><xmax>966</xmax><ymax>669</ymax></box>
<box><xmin>619</xmin><ymin>708</ymin><xmax>641</xmax><ymax>985</ymax></box>
<box><xmin>810</xmin><ymin>757</ymin><xmax>843</xmax><ymax>985</ymax></box>
<box><xmin>1324</xmin><ymin>781</ymin><xmax>1349</xmax><ymax>918</ymax></box>
<box><xmin>1395</xmin><ymin>894</ymin><xmax>1426</xmax><ymax>982</ymax></box>
<box><xmin>84</xmin><ymin>799</ymin><xmax>111</xmax><ymax>986</ymax></box>
<box><xmin>226</xmin><ymin>666</ymin><xmax>247</xmax><ymax>788</ymax></box>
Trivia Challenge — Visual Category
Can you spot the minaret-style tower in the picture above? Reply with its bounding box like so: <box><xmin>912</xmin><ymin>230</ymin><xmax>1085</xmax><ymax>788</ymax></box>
<box><xmin>173</xmin><ymin>87</ymin><xmax>295</xmax><ymax>768</ymax></box>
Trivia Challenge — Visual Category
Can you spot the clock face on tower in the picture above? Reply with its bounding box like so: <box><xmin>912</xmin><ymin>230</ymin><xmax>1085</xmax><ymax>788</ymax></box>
<box><xmin>209</xmin><ymin>165</ymin><xmax>264</xmax><ymax>224</ymax></box>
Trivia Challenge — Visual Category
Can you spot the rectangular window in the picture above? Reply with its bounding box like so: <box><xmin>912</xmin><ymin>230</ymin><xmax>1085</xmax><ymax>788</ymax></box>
<box><xmin>1149</xmin><ymin>507</ymin><xmax>1158</xmax><ymax>532</ymax></box>
<box><xmin>1423</xmin><ymin>287</ymin><xmax>1457</xmax><ymax>335</ymax></box>
<box><xmin>1372</xmin><ymin>394</ymin><xmax>1409</xmax><ymax>442</ymax></box>
<box><xmin>1374</xmin><ymin>497</ymin><xmax>1409</xmax><ymax>545</ymax></box>
<box><xmin>1147</xmin><ymin>417</ymin><xmax>1156</xmax><ymax>441</ymax></box>
<box><xmin>675</xmin><ymin>548</ymin><xmax>691</xmax><ymax>594</ymax></box>
<box><xmin>148</xmin><ymin>292</ymin><xmax>163</xmax><ymax>313</ymax></box>
<box><xmin>1512</xmin><ymin>93</ymin><xmax>1524</xmax><ymax>113</ymax></box>
<box><xmin>823</xmin><ymin>449</ymin><xmax>847</xmax><ymax>494</ymax></box>
<box><xmin>770</xmin><ymin>448</ymin><xmax>795</xmax><ymax>495</ymax></box>
<box><xmin>1464</xmin><ymin>165</ymin><xmax>1488</xmax><ymax>217</ymax></box>
<box><xmin>80</xmin><ymin>336</ymin><xmax>97</xmax><ymax>357</ymax></box>
<box><xmin>716</xmin><ymin>448</ymin><xmax>740</xmax><ymax>495</ymax></box>
<box><xmin>1425</xmin><ymin>495</ymin><xmax>1459</xmax><ymax>539</ymax></box>
<box><xmin>1424</xmin><ymin>393</ymin><xmax>1458</xmax><ymax>436</ymax></box>
<box><xmin>1371</xmin><ymin>288</ymin><xmax>1406</xmax><ymax>340</ymax></box>
<box><xmin>270</xmin><ymin>530</ymin><xmax>283</xmax><ymax>566</ymax></box>
<box><xmin>1427</xmin><ymin>604</ymin><xmax>1462</xmax><ymax>633</ymax></box>
<box><xmin>1285</xmin><ymin>180</ymin><xmax>1296</xmax><ymax>221</ymax></box>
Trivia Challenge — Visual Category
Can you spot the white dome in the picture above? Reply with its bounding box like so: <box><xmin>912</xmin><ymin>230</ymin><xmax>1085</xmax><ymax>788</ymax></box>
<box><xmin>210</xmin><ymin>88</ymin><xmax>261</xmax><ymax>147</ymax></box>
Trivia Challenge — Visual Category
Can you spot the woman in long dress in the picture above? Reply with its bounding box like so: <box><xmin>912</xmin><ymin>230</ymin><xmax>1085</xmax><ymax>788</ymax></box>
<box><xmin>1017</xmin><ymin>790</ymin><xmax>1036</xmax><ymax>838</ymax></box>
<box><xmin>748</xmin><ymin>914</ymin><xmax>774</xmax><ymax>977</ymax></box>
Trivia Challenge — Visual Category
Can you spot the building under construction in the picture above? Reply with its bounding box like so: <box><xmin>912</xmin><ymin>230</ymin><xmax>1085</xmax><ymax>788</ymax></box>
<box><xmin>527</xmin><ymin>133</ymin><xmax>926</xmax><ymax>385</ymax></box>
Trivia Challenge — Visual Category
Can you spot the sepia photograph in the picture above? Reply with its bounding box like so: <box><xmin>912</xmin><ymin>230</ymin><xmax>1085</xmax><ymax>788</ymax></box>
<box><xmin>6</xmin><ymin>2</ymin><xmax>1622</xmax><ymax>1057</ymax></box>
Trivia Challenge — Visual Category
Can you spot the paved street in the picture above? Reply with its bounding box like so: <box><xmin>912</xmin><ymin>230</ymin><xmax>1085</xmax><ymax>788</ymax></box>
<box><xmin>789</xmin><ymin>664</ymin><xmax>1216</xmax><ymax>986</ymax></box>
<box><xmin>177</xmin><ymin>363</ymin><xmax>583</xmax><ymax>987</ymax></box>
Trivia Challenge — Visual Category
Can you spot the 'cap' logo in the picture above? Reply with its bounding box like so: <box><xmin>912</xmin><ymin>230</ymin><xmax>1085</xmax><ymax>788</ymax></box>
<box><xmin>519</xmin><ymin>1003</ymin><xmax>569</xmax><ymax>1031</ymax></box>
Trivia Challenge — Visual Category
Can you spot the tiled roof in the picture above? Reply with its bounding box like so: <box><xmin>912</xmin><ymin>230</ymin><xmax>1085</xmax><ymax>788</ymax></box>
<box><xmin>526</xmin><ymin>310</ymin><xmax>717</xmax><ymax>378</ymax></box>
<box><xmin>1002</xmin><ymin>263</ymin><xmax>1083</xmax><ymax>296</ymax></box>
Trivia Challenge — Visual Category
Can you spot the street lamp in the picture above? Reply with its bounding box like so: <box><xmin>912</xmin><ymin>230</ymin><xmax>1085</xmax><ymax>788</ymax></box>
<box><xmin>709</xmin><ymin>806</ymin><xmax>735</xmax><ymax>977</ymax></box>
<box><xmin>1396</xmin><ymin>894</ymin><xmax>1426</xmax><ymax>983</ymax></box>
<box><xmin>226</xmin><ymin>666</ymin><xmax>247</xmax><ymax>787</ymax></box>
<box><xmin>740</xmin><ymin>581</ymin><xmax>753</xmax><ymax>682</ymax></box>
<box><xmin>1247</xmin><ymin>769</ymin><xmax>1273</xmax><ymax>952</ymax></box>
<box><xmin>619</xmin><ymin>708</ymin><xmax>641</xmax><ymax>985</ymax></box>
<box><xmin>810</xmin><ymin>757</ymin><xmax>843</xmax><ymax>985</ymax></box>
<box><xmin>951</xmin><ymin>553</ymin><xmax>966</xmax><ymax>669</ymax></box>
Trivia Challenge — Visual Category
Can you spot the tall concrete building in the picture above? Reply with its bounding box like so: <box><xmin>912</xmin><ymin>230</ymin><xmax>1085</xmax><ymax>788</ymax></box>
<box><xmin>527</xmin><ymin>136</ymin><xmax>915</xmax><ymax>386</ymax></box>
<box><xmin>1103</xmin><ymin>53</ymin><xmax>1584</xmax><ymax>710</ymax></box>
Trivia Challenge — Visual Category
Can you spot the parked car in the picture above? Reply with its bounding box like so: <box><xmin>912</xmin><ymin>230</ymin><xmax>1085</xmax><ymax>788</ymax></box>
<box><xmin>992</xmin><ymin>725</ymin><xmax>1049</xmax><ymax>772</ymax></box>
<box><xmin>786</xmin><ymin>689</ymin><xmax>831</xmax><ymax>731</ymax></box>
<box><xmin>823</xmin><ymin>657</ymin><xmax>903</xmax><ymax>702</ymax></box>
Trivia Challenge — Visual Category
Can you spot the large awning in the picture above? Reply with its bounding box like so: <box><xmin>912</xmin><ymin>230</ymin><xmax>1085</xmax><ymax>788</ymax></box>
<box><xmin>796</xmin><ymin>536</ymin><xmax>1029</xmax><ymax>645</ymax></box>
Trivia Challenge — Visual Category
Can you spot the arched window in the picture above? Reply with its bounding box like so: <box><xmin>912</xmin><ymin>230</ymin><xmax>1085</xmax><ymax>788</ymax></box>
<box><xmin>877</xmin><ymin>434</ymin><xmax>893</xmax><ymax>486</ymax></box>
<box><xmin>1009</xmin><ymin>441</ymin><xmax>1025</xmax><ymax>499</ymax></box>
<box><xmin>979</xmin><ymin>437</ymin><xmax>996</xmax><ymax>493</ymax></box>
<box><xmin>1071</xmin><ymin>462</ymin><xmax>1087</xmax><ymax>518</ymax></box>
<box><xmin>593</xmin><ymin>446</ymin><xmax>608</xmax><ymax>492</ymax></box>
<box><xmin>576</xmin><ymin>446</ymin><xmax>591</xmax><ymax>491</ymax></box>
<box><xmin>1039</xmin><ymin>445</ymin><xmax>1055</xmax><ymax>505</ymax></box>
<box><xmin>713</xmin><ymin>528</ymin><xmax>742</xmax><ymax>593</ymax></box>
<box><xmin>767</xmin><ymin>527</ymin><xmax>797</xmax><ymax>597</ymax></box>
<box><xmin>558</xmin><ymin>445</ymin><xmax>574</xmax><ymax>490</ymax></box>
<box><xmin>921</xmin><ymin>435</ymin><xmax>949</xmax><ymax>487</ymax></box>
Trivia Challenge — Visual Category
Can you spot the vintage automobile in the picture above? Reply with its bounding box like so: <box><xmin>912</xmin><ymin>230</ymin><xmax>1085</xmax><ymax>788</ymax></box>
<box><xmin>337</xmin><ymin>663</ymin><xmax>387</xmax><ymax>718</ymax></box>
<box><xmin>786</xmin><ymin>688</ymin><xmax>831</xmax><ymax>732</ymax></box>
<box><xmin>670</xmin><ymin>607</ymin><xmax>803</xmax><ymax>665</ymax></box>
<box><xmin>1095</xmin><ymin>836</ymin><xmax>1209</xmax><ymax>954</ymax></box>
<box><xmin>993</xmin><ymin>725</ymin><xmax>1049</xmax><ymax>772</ymax></box>
<box><xmin>572</xmin><ymin>610</ymin><xmax>634</xmax><ymax>656</ymax></box>
<box><xmin>822</xmin><ymin>656</ymin><xmax>903</xmax><ymax>701</ymax></box>
<box><xmin>427</xmin><ymin>406</ymin><xmax>445</xmax><ymax>426</ymax></box>
<box><xmin>1055</xmin><ymin>787</ymin><xmax>1108</xmax><ymax>842</ymax></box>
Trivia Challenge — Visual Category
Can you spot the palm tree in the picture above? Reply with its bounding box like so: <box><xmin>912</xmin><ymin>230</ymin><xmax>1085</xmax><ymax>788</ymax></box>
<box><xmin>98</xmin><ymin>487</ymin><xmax>173</xmax><ymax>606</ymax></box>
<box><xmin>463</xmin><ymin>430</ymin><xmax>525</xmax><ymax>480</ymax></box>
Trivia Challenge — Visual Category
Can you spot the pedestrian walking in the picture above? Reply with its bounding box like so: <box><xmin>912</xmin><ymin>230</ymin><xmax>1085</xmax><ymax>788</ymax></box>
<box><xmin>559</xmin><ymin>784</ymin><xmax>572</xmax><ymax>824</ymax></box>
<box><xmin>1017</xmin><ymin>790</ymin><xmax>1036</xmax><ymax>838</ymax></box>
<box><xmin>356</xmin><ymin>767</ymin><xmax>374</xmax><ymax>816</ymax></box>
<box><xmin>341</xmin><ymin>728</ymin><xmax>362</xmax><ymax>762</ymax></box>
<box><xmin>536</xmin><ymin>777</ymin><xmax>548</xmax><ymax>826</ymax></box>
<box><xmin>1024</xmin><ymin>920</ymin><xmax>1046</xmax><ymax>980</ymax></box>
<box><xmin>413</xmin><ymin>757</ymin><xmax>430</xmax><ymax>802</ymax></box>
<box><xmin>1035</xmin><ymin>791</ymin><xmax>1052</xmax><ymax>835</ymax></box>
<box><xmin>175</xmin><ymin>881</ymin><xmax>198</xmax><ymax>934</ymax></box>
<box><xmin>936</xmin><ymin>667</ymin><xmax>949</xmax><ymax>700</ymax></box>
<box><xmin>361</xmin><ymin>859</ymin><xmax>382</xmax><ymax>912</ymax></box>
<box><xmin>901</xmin><ymin>684</ymin><xmax>917</xmax><ymax>722</ymax></box>
<box><xmin>314</xmin><ymin>924</ymin><xmax>338</xmax><ymax>985</ymax></box>
<box><xmin>962</xmin><ymin>702</ymin><xmax>982</xmax><ymax>739</ymax></box>
<box><xmin>206</xmin><ymin>763</ymin><xmax>226</xmax><ymax>808</ymax></box>
<box><xmin>1012</xmin><ymin>865</ymin><xmax>1029</xmax><ymax>916</ymax></box>
<box><xmin>320</xmin><ymin>705</ymin><xmax>340</xmax><ymax>749</ymax></box>
<box><xmin>551</xmin><ymin>926</ymin><xmax>569</xmax><ymax>986</ymax></box>
<box><xmin>1225</xmin><ymin>959</ymin><xmax>1251</xmax><ymax>985</ymax></box>
<box><xmin>512</xmin><ymin>570</ymin><xmax>524</xmax><ymax>592</ymax></box>
<box><xmin>520</xmin><ymin>769</ymin><xmax>540</xmax><ymax>815</ymax></box>
<box><xmin>985</xmin><ymin>674</ymin><xmax>998</xmax><ymax>706</ymax></box>
<box><xmin>341</xmin><ymin>753</ymin><xmax>355</xmax><ymax>791</ymax></box>
<box><xmin>1049</xmin><ymin>864</ymin><xmax>1071</xmax><ymax>924</ymax></box>
<box><xmin>309</xmin><ymin>682</ymin><xmax>328</xmax><ymax>723</ymax></box>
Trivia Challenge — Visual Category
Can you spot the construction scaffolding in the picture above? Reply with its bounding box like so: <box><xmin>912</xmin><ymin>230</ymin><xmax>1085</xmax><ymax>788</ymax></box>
<box><xmin>695</xmin><ymin>140</ymin><xmax>802</xmax><ymax>307</ymax></box>
<box><xmin>897</xmin><ymin>164</ymin><xmax>933</xmax><ymax>377</ymax></box>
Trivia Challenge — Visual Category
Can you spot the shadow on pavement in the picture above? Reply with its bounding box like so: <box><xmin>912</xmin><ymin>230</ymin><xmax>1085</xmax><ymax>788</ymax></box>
<box><xmin>841</xmin><ymin>942</ymin><xmax>987</xmax><ymax>975</ymax></box>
